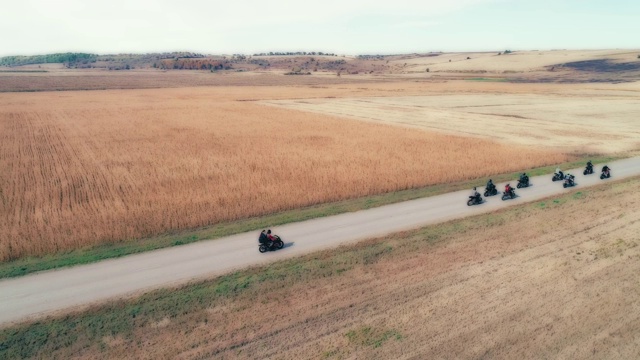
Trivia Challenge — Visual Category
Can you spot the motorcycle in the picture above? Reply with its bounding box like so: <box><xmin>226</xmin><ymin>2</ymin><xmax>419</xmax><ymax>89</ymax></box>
<box><xmin>516</xmin><ymin>178</ymin><xmax>530</xmax><ymax>189</ymax></box>
<box><xmin>600</xmin><ymin>167</ymin><xmax>611</xmax><ymax>179</ymax></box>
<box><xmin>583</xmin><ymin>165</ymin><xmax>594</xmax><ymax>175</ymax></box>
<box><xmin>484</xmin><ymin>186</ymin><xmax>498</xmax><ymax>197</ymax></box>
<box><xmin>501</xmin><ymin>188</ymin><xmax>516</xmax><ymax>201</ymax></box>
<box><xmin>467</xmin><ymin>194</ymin><xmax>483</xmax><ymax>206</ymax></box>
<box><xmin>563</xmin><ymin>176</ymin><xmax>576</xmax><ymax>188</ymax></box>
<box><xmin>552</xmin><ymin>172</ymin><xmax>565</xmax><ymax>182</ymax></box>
<box><xmin>259</xmin><ymin>235</ymin><xmax>285</xmax><ymax>253</ymax></box>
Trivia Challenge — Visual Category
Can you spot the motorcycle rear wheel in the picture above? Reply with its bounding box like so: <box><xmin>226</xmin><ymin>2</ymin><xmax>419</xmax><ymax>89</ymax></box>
<box><xmin>259</xmin><ymin>244</ymin><xmax>268</xmax><ymax>253</ymax></box>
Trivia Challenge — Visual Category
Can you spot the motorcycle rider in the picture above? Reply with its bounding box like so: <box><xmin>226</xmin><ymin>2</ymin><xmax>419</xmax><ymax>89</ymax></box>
<box><xmin>519</xmin><ymin>172</ymin><xmax>529</xmax><ymax>185</ymax></box>
<box><xmin>258</xmin><ymin>230</ymin><xmax>268</xmax><ymax>244</ymax></box>
<box><xmin>470</xmin><ymin>187</ymin><xmax>480</xmax><ymax>201</ymax></box>
<box><xmin>586</xmin><ymin>160</ymin><xmax>593</xmax><ymax>172</ymax></box>
<box><xmin>555</xmin><ymin>167</ymin><xmax>564</xmax><ymax>179</ymax></box>
<box><xmin>602</xmin><ymin>165</ymin><xmax>610</xmax><ymax>175</ymax></box>
<box><xmin>266</xmin><ymin>229</ymin><xmax>276</xmax><ymax>248</ymax></box>
<box><xmin>486</xmin><ymin>179</ymin><xmax>495</xmax><ymax>192</ymax></box>
<box><xmin>505</xmin><ymin>183</ymin><xmax>513</xmax><ymax>195</ymax></box>
<box><xmin>565</xmin><ymin>173</ymin><xmax>575</xmax><ymax>185</ymax></box>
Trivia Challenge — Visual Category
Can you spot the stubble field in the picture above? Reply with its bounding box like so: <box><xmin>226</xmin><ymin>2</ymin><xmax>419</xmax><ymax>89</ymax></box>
<box><xmin>0</xmin><ymin>85</ymin><xmax>569</xmax><ymax>261</ymax></box>
<box><xmin>265</xmin><ymin>82</ymin><xmax>640</xmax><ymax>153</ymax></box>
<box><xmin>0</xmin><ymin>70</ymin><xmax>380</xmax><ymax>92</ymax></box>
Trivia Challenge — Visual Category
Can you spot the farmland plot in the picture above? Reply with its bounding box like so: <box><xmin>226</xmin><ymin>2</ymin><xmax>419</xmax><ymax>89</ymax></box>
<box><xmin>0</xmin><ymin>87</ymin><xmax>568</xmax><ymax>261</ymax></box>
<box><xmin>265</xmin><ymin>91</ymin><xmax>640</xmax><ymax>153</ymax></box>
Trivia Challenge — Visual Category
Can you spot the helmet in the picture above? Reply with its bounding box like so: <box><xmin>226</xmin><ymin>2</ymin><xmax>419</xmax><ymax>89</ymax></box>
<box><xmin>267</xmin><ymin>229</ymin><xmax>271</xmax><ymax>234</ymax></box>
<box><xmin>473</xmin><ymin>187</ymin><xmax>477</xmax><ymax>190</ymax></box>
<box><xmin>522</xmin><ymin>173</ymin><xmax>526</xmax><ymax>176</ymax></box>
<box><xmin>489</xmin><ymin>179</ymin><xmax>492</xmax><ymax>182</ymax></box>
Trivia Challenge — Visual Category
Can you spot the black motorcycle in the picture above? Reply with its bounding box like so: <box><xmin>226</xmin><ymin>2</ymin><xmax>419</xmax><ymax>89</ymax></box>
<box><xmin>467</xmin><ymin>194</ymin><xmax>483</xmax><ymax>206</ymax></box>
<box><xmin>501</xmin><ymin>188</ymin><xmax>516</xmax><ymax>201</ymax></box>
<box><xmin>583</xmin><ymin>165</ymin><xmax>594</xmax><ymax>175</ymax></box>
<box><xmin>600</xmin><ymin>167</ymin><xmax>611</xmax><ymax>179</ymax></box>
<box><xmin>484</xmin><ymin>186</ymin><xmax>498</xmax><ymax>197</ymax></box>
<box><xmin>259</xmin><ymin>235</ymin><xmax>284</xmax><ymax>253</ymax></box>
<box><xmin>552</xmin><ymin>172</ymin><xmax>565</xmax><ymax>182</ymax></box>
<box><xmin>516</xmin><ymin>178</ymin><xmax>530</xmax><ymax>188</ymax></box>
<box><xmin>563</xmin><ymin>176</ymin><xmax>576</xmax><ymax>188</ymax></box>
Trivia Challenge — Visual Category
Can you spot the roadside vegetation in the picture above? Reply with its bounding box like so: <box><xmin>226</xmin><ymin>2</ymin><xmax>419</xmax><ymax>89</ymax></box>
<box><xmin>2</xmin><ymin>176</ymin><xmax>639</xmax><ymax>359</ymax></box>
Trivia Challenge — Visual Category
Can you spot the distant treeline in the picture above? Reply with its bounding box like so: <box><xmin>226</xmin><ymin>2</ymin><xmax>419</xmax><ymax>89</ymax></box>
<box><xmin>0</xmin><ymin>53</ymin><xmax>97</xmax><ymax>66</ymax></box>
<box><xmin>156</xmin><ymin>58</ymin><xmax>233</xmax><ymax>70</ymax></box>
<box><xmin>253</xmin><ymin>51</ymin><xmax>336</xmax><ymax>56</ymax></box>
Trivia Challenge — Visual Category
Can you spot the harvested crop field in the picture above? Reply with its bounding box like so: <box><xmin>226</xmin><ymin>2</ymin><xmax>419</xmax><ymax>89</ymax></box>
<box><xmin>0</xmin><ymin>86</ymin><xmax>568</xmax><ymax>261</ymax></box>
<box><xmin>0</xmin><ymin>70</ymin><xmax>381</xmax><ymax>93</ymax></box>
<box><xmin>264</xmin><ymin>83</ymin><xmax>640</xmax><ymax>153</ymax></box>
<box><xmin>3</xmin><ymin>177</ymin><xmax>640</xmax><ymax>359</ymax></box>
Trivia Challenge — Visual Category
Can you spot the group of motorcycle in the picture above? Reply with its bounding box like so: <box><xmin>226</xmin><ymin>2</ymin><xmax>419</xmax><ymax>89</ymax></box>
<box><xmin>468</xmin><ymin>175</ymin><xmax>528</xmax><ymax>206</ymax></box>
<box><xmin>468</xmin><ymin>161</ymin><xmax>612</xmax><ymax>206</ymax></box>
<box><xmin>552</xmin><ymin>162</ymin><xmax>611</xmax><ymax>188</ymax></box>
<box><xmin>261</xmin><ymin>162</ymin><xmax>615</xmax><ymax>251</ymax></box>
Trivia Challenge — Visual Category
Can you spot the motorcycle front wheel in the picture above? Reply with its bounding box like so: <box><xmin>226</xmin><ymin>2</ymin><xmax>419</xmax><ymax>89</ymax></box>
<box><xmin>275</xmin><ymin>240</ymin><xmax>284</xmax><ymax>249</ymax></box>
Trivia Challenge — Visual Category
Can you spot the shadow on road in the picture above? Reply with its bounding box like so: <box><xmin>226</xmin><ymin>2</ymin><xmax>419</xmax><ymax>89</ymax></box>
<box><xmin>283</xmin><ymin>242</ymin><xmax>295</xmax><ymax>249</ymax></box>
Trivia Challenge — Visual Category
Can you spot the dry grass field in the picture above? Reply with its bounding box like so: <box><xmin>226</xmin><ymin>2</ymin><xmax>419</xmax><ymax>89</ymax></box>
<box><xmin>0</xmin><ymin>86</ymin><xmax>569</xmax><ymax>261</ymax></box>
<box><xmin>0</xmin><ymin>70</ymin><xmax>379</xmax><ymax>92</ymax></box>
<box><xmin>394</xmin><ymin>49</ymin><xmax>640</xmax><ymax>72</ymax></box>
<box><xmin>265</xmin><ymin>82</ymin><xmax>640</xmax><ymax>153</ymax></box>
<box><xmin>4</xmin><ymin>177</ymin><xmax>640</xmax><ymax>359</ymax></box>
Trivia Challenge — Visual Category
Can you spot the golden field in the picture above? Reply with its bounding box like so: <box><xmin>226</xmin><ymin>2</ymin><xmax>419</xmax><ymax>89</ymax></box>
<box><xmin>0</xmin><ymin>85</ymin><xmax>570</xmax><ymax>261</ymax></box>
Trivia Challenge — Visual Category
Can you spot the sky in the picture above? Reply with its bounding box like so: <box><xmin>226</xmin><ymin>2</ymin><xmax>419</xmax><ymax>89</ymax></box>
<box><xmin>1</xmin><ymin>0</ymin><xmax>638</xmax><ymax>56</ymax></box>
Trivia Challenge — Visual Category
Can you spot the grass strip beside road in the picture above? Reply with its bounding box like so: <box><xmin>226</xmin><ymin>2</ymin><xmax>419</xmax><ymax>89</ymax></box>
<box><xmin>0</xmin><ymin>155</ymin><xmax>619</xmax><ymax>279</ymax></box>
<box><xmin>1</xmin><ymin>175</ymin><xmax>636</xmax><ymax>358</ymax></box>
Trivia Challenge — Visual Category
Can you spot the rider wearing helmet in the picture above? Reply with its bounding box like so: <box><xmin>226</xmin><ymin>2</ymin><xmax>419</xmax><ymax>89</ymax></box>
<box><xmin>486</xmin><ymin>179</ymin><xmax>495</xmax><ymax>192</ymax></box>
<box><xmin>470</xmin><ymin>187</ymin><xmax>480</xmax><ymax>200</ymax></box>
<box><xmin>258</xmin><ymin>230</ymin><xmax>268</xmax><ymax>244</ymax></box>
<box><xmin>565</xmin><ymin>173</ymin><xmax>575</xmax><ymax>184</ymax></box>
<box><xmin>519</xmin><ymin>172</ymin><xmax>528</xmax><ymax>184</ymax></box>
<box><xmin>505</xmin><ymin>183</ymin><xmax>513</xmax><ymax>195</ymax></box>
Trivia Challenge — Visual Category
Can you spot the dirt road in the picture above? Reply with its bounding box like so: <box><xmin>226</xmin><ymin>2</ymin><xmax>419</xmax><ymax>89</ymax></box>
<box><xmin>2</xmin><ymin>157</ymin><xmax>640</xmax><ymax>326</ymax></box>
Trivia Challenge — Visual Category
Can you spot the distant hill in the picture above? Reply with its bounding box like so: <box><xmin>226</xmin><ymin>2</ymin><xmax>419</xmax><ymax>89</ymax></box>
<box><xmin>0</xmin><ymin>52</ymin><xmax>206</xmax><ymax>69</ymax></box>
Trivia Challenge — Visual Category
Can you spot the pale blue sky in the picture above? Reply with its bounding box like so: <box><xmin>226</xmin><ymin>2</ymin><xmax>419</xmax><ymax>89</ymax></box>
<box><xmin>1</xmin><ymin>0</ymin><xmax>638</xmax><ymax>56</ymax></box>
